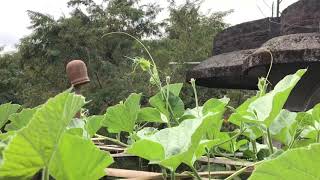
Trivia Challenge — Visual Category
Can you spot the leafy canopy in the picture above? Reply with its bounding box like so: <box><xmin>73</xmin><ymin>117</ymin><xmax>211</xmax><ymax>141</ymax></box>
<box><xmin>0</xmin><ymin>91</ymin><xmax>113</xmax><ymax>180</ymax></box>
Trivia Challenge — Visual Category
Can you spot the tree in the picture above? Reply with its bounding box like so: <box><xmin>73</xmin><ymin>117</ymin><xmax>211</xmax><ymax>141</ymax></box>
<box><xmin>1</xmin><ymin>0</ymin><xmax>234</xmax><ymax>114</ymax></box>
<box><xmin>16</xmin><ymin>0</ymin><xmax>162</xmax><ymax>113</ymax></box>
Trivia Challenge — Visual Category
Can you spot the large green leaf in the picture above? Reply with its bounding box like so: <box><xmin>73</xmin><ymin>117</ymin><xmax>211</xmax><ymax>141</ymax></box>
<box><xmin>102</xmin><ymin>93</ymin><xmax>141</xmax><ymax>133</ymax></box>
<box><xmin>202</xmin><ymin>98</ymin><xmax>229</xmax><ymax>139</ymax></box>
<box><xmin>136</xmin><ymin>127</ymin><xmax>159</xmax><ymax>139</ymax></box>
<box><xmin>0</xmin><ymin>91</ymin><xmax>86</xmax><ymax>178</ymax></box>
<box><xmin>127</xmin><ymin>113</ymin><xmax>221</xmax><ymax>171</ymax></box>
<box><xmin>248</xmin><ymin>69</ymin><xmax>306</xmax><ymax>127</ymax></box>
<box><xmin>149</xmin><ymin>91</ymin><xmax>184</xmax><ymax>120</ymax></box>
<box><xmin>229</xmin><ymin>97</ymin><xmax>263</xmax><ymax>140</ymax></box>
<box><xmin>66</xmin><ymin>119</ymin><xmax>89</xmax><ymax>138</ymax></box>
<box><xmin>5</xmin><ymin>108</ymin><xmax>37</xmax><ymax>132</ymax></box>
<box><xmin>202</xmin><ymin>97</ymin><xmax>229</xmax><ymax>116</ymax></box>
<box><xmin>49</xmin><ymin>133</ymin><xmax>113</xmax><ymax>180</ymax></box>
<box><xmin>0</xmin><ymin>103</ymin><xmax>21</xmax><ymax>129</ymax></box>
<box><xmin>178</xmin><ymin>98</ymin><xmax>229</xmax><ymax>145</ymax></box>
<box><xmin>269</xmin><ymin>110</ymin><xmax>297</xmax><ymax>146</ymax></box>
<box><xmin>148</xmin><ymin>83</ymin><xmax>184</xmax><ymax>120</ymax></box>
<box><xmin>299</xmin><ymin>105</ymin><xmax>320</xmax><ymax>142</ymax></box>
<box><xmin>85</xmin><ymin>115</ymin><xmax>104</xmax><ymax>137</ymax></box>
<box><xmin>138</xmin><ymin>107</ymin><xmax>168</xmax><ymax>123</ymax></box>
<box><xmin>229</xmin><ymin>69</ymin><xmax>306</xmax><ymax>128</ymax></box>
<box><xmin>249</xmin><ymin>143</ymin><xmax>320</xmax><ymax>179</ymax></box>
<box><xmin>162</xmin><ymin>83</ymin><xmax>183</xmax><ymax>96</ymax></box>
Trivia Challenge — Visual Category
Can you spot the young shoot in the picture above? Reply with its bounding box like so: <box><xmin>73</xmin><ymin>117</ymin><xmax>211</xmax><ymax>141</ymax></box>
<box><xmin>190</xmin><ymin>78</ymin><xmax>199</xmax><ymax>115</ymax></box>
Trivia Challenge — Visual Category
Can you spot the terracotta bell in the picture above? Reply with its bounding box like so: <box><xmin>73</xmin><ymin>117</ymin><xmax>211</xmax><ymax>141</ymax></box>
<box><xmin>66</xmin><ymin>60</ymin><xmax>90</xmax><ymax>87</ymax></box>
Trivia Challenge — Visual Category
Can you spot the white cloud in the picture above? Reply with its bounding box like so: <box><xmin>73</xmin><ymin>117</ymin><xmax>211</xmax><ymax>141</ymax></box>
<box><xmin>0</xmin><ymin>0</ymin><xmax>299</xmax><ymax>52</ymax></box>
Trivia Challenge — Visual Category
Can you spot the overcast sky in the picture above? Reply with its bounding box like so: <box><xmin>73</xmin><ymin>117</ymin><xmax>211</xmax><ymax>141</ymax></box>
<box><xmin>0</xmin><ymin>0</ymin><xmax>298</xmax><ymax>52</ymax></box>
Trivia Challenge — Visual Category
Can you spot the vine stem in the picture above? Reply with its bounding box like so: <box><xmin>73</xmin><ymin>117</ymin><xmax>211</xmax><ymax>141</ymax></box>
<box><xmin>190</xmin><ymin>78</ymin><xmax>200</xmax><ymax>116</ymax></box>
<box><xmin>94</xmin><ymin>134</ymin><xmax>128</xmax><ymax>147</ymax></box>
<box><xmin>225</xmin><ymin>161</ymin><xmax>263</xmax><ymax>180</ymax></box>
<box><xmin>266</xmin><ymin>128</ymin><xmax>274</xmax><ymax>154</ymax></box>
<box><xmin>190</xmin><ymin>166</ymin><xmax>202</xmax><ymax>180</ymax></box>
<box><xmin>102</xmin><ymin>32</ymin><xmax>156</xmax><ymax>65</ymax></box>
<box><xmin>147</xmin><ymin>68</ymin><xmax>178</xmax><ymax>126</ymax></box>
<box><xmin>42</xmin><ymin>167</ymin><xmax>49</xmax><ymax>180</ymax></box>
<box><xmin>206</xmin><ymin>149</ymin><xmax>211</xmax><ymax>180</ymax></box>
<box><xmin>213</xmin><ymin>128</ymin><xmax>246</xmax><ymax>148</ymax></box>
<box><xmin>170</xmin><ymin>171</ymin><xmax>176</xmax><ymax>180</ymax></box>
<box><xmin>161</xmin><ymin>167</ymin><xmax>168</xmax><ymax>179</ymax></box>
<box><xmin>317</xmin><ymin>130</ymin><xmax>320</xmax><ymax>143</ymax></box>
<box><xmin>251</xmin><ymin>139</ymin><xmax>258</xmax><ymax>161</ymax></box>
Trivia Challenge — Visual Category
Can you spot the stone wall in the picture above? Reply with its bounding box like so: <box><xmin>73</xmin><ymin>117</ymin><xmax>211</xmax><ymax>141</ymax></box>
<box><xmin>281</xmin><ymin>0</ymin><xmax>320</xmax><ymax>35</ymax></box>
<box><xmin>212</xmin><ymin>18</ymin><xmax>280</xmax><ymax>55</ymax></box>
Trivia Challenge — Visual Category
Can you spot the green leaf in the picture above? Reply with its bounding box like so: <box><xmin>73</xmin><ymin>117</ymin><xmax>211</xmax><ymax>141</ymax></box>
<box><xmin>229</xmin><ymin>96</ymin><xmax>263</xmax><ymax>140</ymax></box>
<box><xmin>0</xmin><ymin>103</ymin><xmax>21</xmax><ymax>129</ymax></box>
<box><xmin>299</xmin><ymin>105</ymin><xmax>320</xmax><ymax>143</ymax></box>
<box><xmin>85</xmin><ymin>115</ymin><xmax>104</xmax><ymax>137</ymax></box>
<box><xmin>149</xmin><ymin>92</ymin><xmax>184</xmax><ymax>119</ymax></box>
<box><xmin>103</xmin><ymin>93</ymin><xmax>141</xmax><ymax>133</ymax></box>
<box><xmin>66</xmin><ymin>119</ymin><xmax>89</xmax><ymax>138</ymax></box>
<box><xmin>5</xmin><ymin>108</ymin><xmax>37</xmax><ymax>132</ymax></box>
<box><xmin>203</xmin><ymin>98</ymin><xmax>229</xmax><ymax>139</ymax></box>
<box><xmin>296</xmin><ymin>112</ymin><xmax>313</xmax><ymax>127</ymax></box>
<box><xmin>127</xmin><ymin>113</ymin><xmax>220</xmax><ymax>171</ymax></box>
<box><xmin>203</xmin><ymin>97</ymin><xmax>229</xmax><ymax>116</ymax></box>
<box><xmin>300</xmin><ymin>126</ymin><xmax>318</xmax><ymax>143</ymax></box>
<box><xmin>180</xmin><ymin>107</ymin><xmax>203</xmax><ymax>121</ymax></box>
<box><xmin>148</xmin><ymin>83</ymin><xmax>184</xmax><ymax>120</ymax></box>
<box><xmin>249</xmin><ymin>69</ymin><xmax>306</xmax><ymax>127</ymax></box>
<box><xmin>312</xmin><ymin>104</ymin><xmax>320</xmax><ymax>122</ymax></box>
<box><xmin>269</xmin><ymin>110</ymin><xmax>297</xmax><ymax>146</ymax></box>
<box><xmin>49</xmin><ymin>133</ymin><xmax>113</xmax><ymax>180</ymax></box>
<box><xmin>0</xmin><ymin>131</ymin><xmax>16</xmax><ymax>143</ymax></box>
<box><xmin>162</xmin><ymin>83</ymin><xmax>183</xmax><ymax>96</ymax></box>
<box><xmin>195</xmin><ymin>139</ymin><xmax>224</xmax><ymax>160</ymax></box>
<box><xmin>243</xmin><ymin>124</ymin><xmax>263</xmax><ymax>140</ymax></box>
<box><xmin>229</xmin><ymin>69</ymin><xmax>306</xmax><ymax>128</ymax></box>
<box><xmin>138</xmin><ymin>107</ymin><xmax>168</xmax><ymax>123</ymax></box>
<box><xmin>0</xmin><ymin>91</ymin><xmax>86</xmax><ymax>178</ymax></box>
<box><xmin>136</xmin><ymin>127</ymin><xmax>159</xmax><ymax>139</ymax></box>
<box><xmin>180</xmin><ymin>97</ymin><xmax>228</xmax><ymax>128</ymax></box>
<box><xmin>249</xmin><ymin>143</ymin><xmax>320</xmax><ymax>179</ymax></box>
<box><xmin>216</xmin><ymin>132</ymin><xmax>248</xmax><ymax>153</ymax></box>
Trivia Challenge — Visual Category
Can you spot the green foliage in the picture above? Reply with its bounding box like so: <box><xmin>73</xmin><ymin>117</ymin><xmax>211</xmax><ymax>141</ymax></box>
<box><xmin>0</xmin><ymin>103</ymin><xmax>21</xmax><ymax>129</ymax></box>
<box><xmin>85</xmin><ymin>115</ymin><xmax>104</xmax><ymax>137</ymax></box>
<box><xmin>5</xmin><ymin>108</ymin><xmax>37</xmax><ymax>131</ymax></box>
<box><xmin>270</xmin><ymin>110</ymin><xmax>300</xmax><ymax>146</ymax></box>
<box><xmin>250</xmin><ymin>143</ymin><xmax>320</xmax><ymax>179</ymax></box>
<box><xmin>0</xmin><ymin>91</ymin><xmax>113</xmax><ymax>179</ymax></box>
<box><xmin>49</xmin><ymin>133</ymin><xmax>113</xmax><ymax>180</ymax></box>
<box><xmin>127</xmin><ymin>95</ymin><xmax>228</xmax><ymax>171</ymax></box>
<box><xmin>229</xmin><ymin>69</ymin><xmax>306</xmax><ymax>127</ymax></box>
<box><xmin>299</xmin><ymin>104</ymin><xmax>320</xmax><ymax>143</ymax></box>
<box><xmin>102</xmin><ymin>93</ymin><xmax>141</xmax><ymax>133</ymax></box>
<box><xmin>149</xmin><ymin>84</ymin><xmax>185</xmax><ymax>121</ymax></box>
<box><xmin>127</xmin><ymin>113</ymin><xmax>222</xmax><ymax>171</ymax></box>
<box><xmin>138</xmin><ymin>107</ymin><xmax>168</xmax><ymax>123</ymax></box>
<box><xmin>0</xmin><ymin>0</ymin><xmax>316</xmax><ymax>178</ymax></box>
